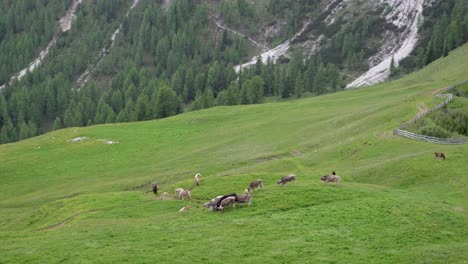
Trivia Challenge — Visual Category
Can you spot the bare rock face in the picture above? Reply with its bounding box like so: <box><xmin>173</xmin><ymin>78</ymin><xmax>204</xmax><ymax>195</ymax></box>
<box><xmin>232</xmin><ymin>0</ymin><xmax>430</xmax><ymax>88</ymax></box>
<box><xmin>347</xmin><ymin>0</ymin><xmax>426</xmax><ymax>88</ymax></box>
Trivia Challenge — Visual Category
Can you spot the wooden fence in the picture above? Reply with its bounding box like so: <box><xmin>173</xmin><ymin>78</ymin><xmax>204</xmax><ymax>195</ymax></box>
<box><xmin>393</xmin><ymin>80</ymin><xmax>468</xmax><ymax>144</ymax></box>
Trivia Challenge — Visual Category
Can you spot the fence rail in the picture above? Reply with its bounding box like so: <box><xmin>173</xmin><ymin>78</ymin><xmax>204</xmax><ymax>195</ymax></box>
<box><xmin>393</xmin><ymin>80</ymin><xmax>468</xmax><ymax>144</ymax></box>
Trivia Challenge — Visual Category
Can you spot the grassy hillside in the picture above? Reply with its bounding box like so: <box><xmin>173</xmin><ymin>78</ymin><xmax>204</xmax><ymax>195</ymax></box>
<box><xmin>1</xmin><ymin>44</ymin><xmax>468</xmax><ymax>263</ymax></box>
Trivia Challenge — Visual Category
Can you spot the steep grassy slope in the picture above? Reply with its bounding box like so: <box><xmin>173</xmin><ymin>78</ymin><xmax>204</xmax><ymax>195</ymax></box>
<box><xmin>0</xmin><ymin>45</ymin><xmax>467</xmax><ymax>263</ymax></box>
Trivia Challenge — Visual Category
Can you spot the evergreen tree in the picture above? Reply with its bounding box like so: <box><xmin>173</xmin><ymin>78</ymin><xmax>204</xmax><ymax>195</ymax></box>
<box><xmin>19</xmin><ymin>122</ymin><xmax>30</xmax><ymax>141</ymax></box>
<box><xmin>154</xmin><ymin>85</ymin><xmax>180</xmax><ymax>118</ymax></box>
<box><xmin>135</xmin><ymin>94</ymin><xmax>151</xmax><ymax>121</ymax></box>
<box><xmin>53</xmin><ymin>117</ymin><xmax>62</xmax><ymax>130</ymax></box>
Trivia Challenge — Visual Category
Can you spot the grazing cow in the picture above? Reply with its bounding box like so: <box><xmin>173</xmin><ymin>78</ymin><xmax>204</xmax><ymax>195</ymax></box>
<box><xmin>215</xmin><ymin>194</ymin><xmax>237</xmax><ymax>208</ymax></box>
<box><xmin>245</xmin><ymin>180</ymin><xmax>263</xmax><ymax>192</ymax></box>
<box><xmin>179</xmin><ymin>206</ymin><xmax>191</xmax><ymax>213</ymax></box>
<box><xmin>217</xmin><ymin>196</ymin><xmax>236</xmax><ymax>212</ymax></box>
<box><xmin>160</xmin><ymin>192</ymin><xmax>169</xmax><ymax>200</ymax></box>
<box><xmin>179</xmin><ymin>190</ymin><xmax>191</xmax><ymax>200</ymax></box>
<box><xmin>174</xmin><ymin>188</ymin><xmax>184</xmax><ymax>197</ymax></box>
<box><xmin>204</xmin><ymin>195</ymin><xmax>224</xmax><ymax>211</ymax></box>
<box><xmin>434</xmin><ymin>152</ymin><xmax>446</xmax><ymax>160</ymax></box>
<box><xmin>277</xmin><ymin>174</ymin><xmax>296</xmax><ymax>186</ymax></box>
<box><xmin>194</xmin><ymin>173</ymin><xmax>201</xmax><ymax>186</ymax></box>
<box><xmin>320</xmin><ymin>171</ymin><xmax>341</xmax><ymax>186</ymax></box>
<box><xmin>235</xmin><ymin>193</ymin><xmax>252</xmax><ymax>207</ymax></box>
<box><xmin>152</xmin><ymin>183</ymin><xmax>158</xmax><ymax>194</ymax></box>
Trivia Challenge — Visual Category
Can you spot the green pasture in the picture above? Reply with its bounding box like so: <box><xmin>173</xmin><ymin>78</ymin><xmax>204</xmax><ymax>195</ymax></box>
<box><xmin>0</xmin><ymin>45</ymin><xmax>467</xmax><ymax>263</ymax></box>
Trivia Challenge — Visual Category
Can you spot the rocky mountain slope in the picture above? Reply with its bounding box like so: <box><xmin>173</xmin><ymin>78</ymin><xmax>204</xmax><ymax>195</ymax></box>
<box><xmin>231</xmin><ymin>0</ymin><xmax>434</xmax><ymax>87</ymax></box>
<box><xmin>0</xmin><ymin>0</ymin><xmax>466</xmax><ymax>144</ymax></box>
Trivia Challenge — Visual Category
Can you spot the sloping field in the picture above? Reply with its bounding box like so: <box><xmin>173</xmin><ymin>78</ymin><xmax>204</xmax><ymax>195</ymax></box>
<box><xmin>0</xmin><ymin>45</ymin><xmax>467</xmax><ymax>263</ymax></box>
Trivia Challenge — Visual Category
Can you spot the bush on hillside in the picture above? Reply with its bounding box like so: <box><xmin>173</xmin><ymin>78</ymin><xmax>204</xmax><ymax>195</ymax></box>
<box><xmin>418</xmin><ymin>124</ymin><xmax>452</xmax><ymax>138</ymax></box>
<box><xmin>433</xmin><ymin>109</ymin><xmax>468</xmax><ymax>136</ymax></box>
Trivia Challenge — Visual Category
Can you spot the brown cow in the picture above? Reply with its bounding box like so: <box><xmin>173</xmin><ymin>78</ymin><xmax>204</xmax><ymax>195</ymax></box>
<box><xmin>245</xmin><ymin>180</ymin><xmax>263</xmax><ymax>192</ymax></box>
<box><xmin>277</xmin><ymin>174</ymin><xmax>296</xmax><ymax>186</ymax></box>
<box><xmin>320</xmin><ymin>171</ymin><xmax>341</xmax><ymax>186</ymax></box>
<box><xmin>434</xmin><ymin>152</ymin><xmax>446</xmax><ymax>160</ymax></box>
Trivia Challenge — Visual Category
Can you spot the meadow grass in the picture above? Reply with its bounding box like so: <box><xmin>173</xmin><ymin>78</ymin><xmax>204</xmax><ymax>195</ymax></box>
<box><xmin>0</xmin><ymin>44</ymin><xmax>467</xmax><ymax>263</ymax></box>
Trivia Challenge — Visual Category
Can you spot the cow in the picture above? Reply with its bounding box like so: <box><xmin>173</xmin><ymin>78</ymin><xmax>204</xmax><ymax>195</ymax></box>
<box><xmin>216</xmin><ymin>196</ymin><xmax>236</xmax><ymax>212</ymax></box>
<box><xmin>194</xmin><ymin>173</ymin><xmax>201</xmax><ymax>186</ymax></box>
<box><xmin>320</xmin><ymin>171</ymin><xmax>341</xmax><ymax>186</ymax></box>
<box><xmin>204</xmin><ymin>195</ymin><xmax>224</xmax><ymax>211</ymax></box>
<box><xmin>235</xmin><ymin>193</ymin><xmax>252</xmax><ymax>207</ymax></box>
<box><xmin>179</xmin><ymin>190</ymin><xmax>191</xmax><ymax>200</ymax></box>
<box><xmin>434</xmin><ymin>152</ymin><xmax>446</xmax><ymax>160</ymax></box>
<box><xmin>175</xmin><ymin>188</ymin><xmax>184</xmax><ymax>197</ymax></box>
<box><xmin>160</xmin><ymin>192</ymin><xmax>169</xmax><ymax>200</ymax></box>
<box><xmin>152</xmin><ymin>183</ymin><xmax>158</xmax><ymax>194</ymax></box>
<box><xmin>215</xmin><ymin>194</ymin><xmax>237</xmax><ymax>208</ymax></box>
<box><xmin>277</xmin><ymin>174</ymin><xmax>296</xmax><ymax>186</ymax></box>
<box><xmin>245</xmin><ymin>180</ymin><xmax>263</xmax><ymax>193</ymax></box>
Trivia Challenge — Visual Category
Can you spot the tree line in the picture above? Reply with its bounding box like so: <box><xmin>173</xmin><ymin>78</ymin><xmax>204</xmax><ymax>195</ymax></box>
<box><xmin>2</xmin><ymin>0</ymin><xmax>466</xmax><ymax>144</ymax></box>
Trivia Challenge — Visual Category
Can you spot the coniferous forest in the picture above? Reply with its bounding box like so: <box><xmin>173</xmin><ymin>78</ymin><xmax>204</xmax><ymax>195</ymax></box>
<box><xmin>0</xmin><ymin>0</ymin><xmax>467</xmax><ymax>144</ymax></box>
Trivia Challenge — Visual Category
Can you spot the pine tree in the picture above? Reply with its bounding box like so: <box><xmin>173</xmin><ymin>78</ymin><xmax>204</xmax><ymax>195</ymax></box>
<box><xmin>183</xmin><ymin>68</ymin><xmax>195</xmax><ymax>101</ymax></box>
<box><xmin>154</xmin><ymin>85</ymin><xmax>180</xmax><ymax>118</ymax></box>
<box><xmin>135</xmin><ymin>94</ymin><xmax>151</xmax><ymax>121</ymax></box>
<box><xmin>53</xmin><ymin>117</ymin><xmax>62</xmax><ymax>130</ymax></box>
<box><xmin>19</xmin><ymin>122</ymin><xmax>30</xmax><ymax>140</ymax></box>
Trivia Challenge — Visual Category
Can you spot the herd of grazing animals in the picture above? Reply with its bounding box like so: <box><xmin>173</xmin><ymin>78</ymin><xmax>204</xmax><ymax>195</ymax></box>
<box><xmin>153</xmin><ymin>151</ymin><xmax>445</xmax><ymax>213</ymax></box>
<box><xmin>152</xmin><ymin>171</ymin><xmax>342</xmax><ymax>213</ymax></box>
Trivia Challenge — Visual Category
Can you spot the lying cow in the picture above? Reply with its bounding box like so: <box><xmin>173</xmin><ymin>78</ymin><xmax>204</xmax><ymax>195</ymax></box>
<box><xmin>277</xmin><ymin>174</ymin><xmax>296</xmax><ymax>186</ymax></box>
<box><xmin>235</xmin><ymin>193</ymin><xmax>252</xmax><ymax>207</ymax></box>
<box><xmin>320</xmin><ymin>171</ymin><xmax>341</xmax><ymax>186</ymax></box>
<box><xmin>217</xmin><ymin>196</ymin><xmax>236</xmax><ymax>212</ymax></box>
<box><xmin>160</xmin><ymin>192</ymin><xmax>169</xmax><ymax>200</ymax></box>
<box><xmin>245</xmin><ymin>180</ymin><xmax>263</xmax><ymax>192</ymax></box>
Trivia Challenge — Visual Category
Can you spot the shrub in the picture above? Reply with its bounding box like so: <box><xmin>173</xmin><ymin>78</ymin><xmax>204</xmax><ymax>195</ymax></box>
<box><xmin>419</xmin><ymin>124</ymin><xmax>452</xmax><ymax>138</ymax></box>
